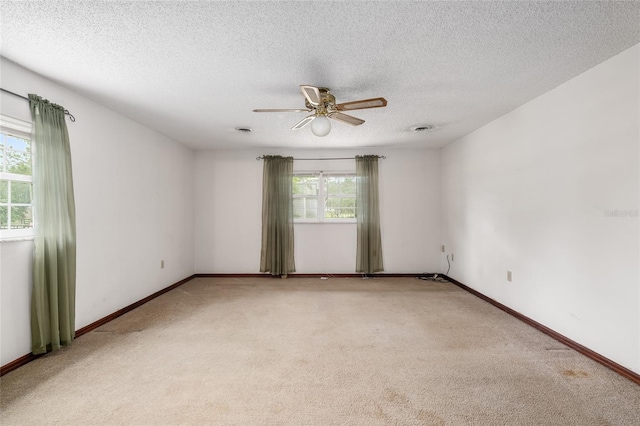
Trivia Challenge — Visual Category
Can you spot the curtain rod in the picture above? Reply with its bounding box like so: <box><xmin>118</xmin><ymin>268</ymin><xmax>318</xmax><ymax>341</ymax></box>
<box><xmin>256</xmin><ymin>155</ymin><xmax>386</xmax><ymax>161</ymax></box>
<box><xmin>0</xmin><ymin>88</ymin><xmax>76</xmax><ymax>122</ymax></box>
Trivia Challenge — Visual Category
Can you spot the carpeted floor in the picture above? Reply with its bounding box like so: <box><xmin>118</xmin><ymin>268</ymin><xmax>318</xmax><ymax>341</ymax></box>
<box><xmin>1</xmin><ymin>277</ymin><xmax>639</xmax><ymax>425</ymax></box>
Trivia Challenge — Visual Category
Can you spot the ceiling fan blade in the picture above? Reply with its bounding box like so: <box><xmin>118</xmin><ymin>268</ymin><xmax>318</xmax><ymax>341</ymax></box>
<box><xmin>291</xmin><ymin>114</ymin><xmax>316</xmax><ymax>130</ymax></box>
<box><xmin>336</xmin><ymin>97</ymin><xmax>387</xmax><ymax>111</ymax></box>
<box><xmin>328</xmin><ymin>112</ymin><xmax>365</xmax><ymax>126</ymax></box>
<box><xmin>300</xmin><ymin>85</ymin><xmax>321</xmax><ymax>106</ymax></box>
<box><xmin>253</xmin><ymin>108</ymin><xmax>312</xmax><ymax>112</ymax></box>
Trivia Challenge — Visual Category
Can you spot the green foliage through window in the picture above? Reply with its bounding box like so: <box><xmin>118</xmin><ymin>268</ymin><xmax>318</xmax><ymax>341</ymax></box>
<box><xmin>0</xmin><ymin>131</ymin><xmax>33</xmax><ymax>232</ymax></box>
<box><xmin>324</xmin><ymin>175</ymin><xmax>356</xmax><ymax>219</ymax></box>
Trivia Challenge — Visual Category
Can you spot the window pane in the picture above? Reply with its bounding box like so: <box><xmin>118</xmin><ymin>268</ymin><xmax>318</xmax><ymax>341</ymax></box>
<box><xmin>0</xmin><ymin>180</ymin><xmax>7</xmax><ymax>203</ymax></box>
<box><xmin>11</xmin><ymin>206</ymin><xmax>32</xmax><ymax>228</ymax></box>
<box><xmin>295</xmin><ymin>197</ymin><xmax>319</xmax><ymax>219</ymax></box>
<box><xmin>0</xmin><ymin>206</ymin><xmax>7</xmax><ymax>229</ymax></box>
<box><xmin>326</xmin><ymin>197</ymin><xmax>340</xmax><ymax>208</ymax></box>
<box><xmin>326</xmin><ymin>176</ymin><xmax>356</xmax><ymax>196</ymax></box>
<box><xmin>341</xmin><ymin>177</ymin><xmax>356</xmax><ymax>194</ymax></box>
<box><xmin>293</xmin><ymin>175</ymin><xmax>318</xmax><ymax>195</ymax></box>
<box><xmin>6</xmin><ymin>136</ymin><xmax>31</xmax><ymax>175</ymax></box>
<box><xmin>0</xmin><ymin>134</ymin><xmax>5</xmax><ymax>172</ymax></box>
<box><xmin>6</xmin><ymin>135</ymin><xmax>28</xmax><ymax>152</ymax></box>
<box><xmin>305</xmin><ymin>198</ymin><xmax>317</xmax><ymax>210</ymax></box>
<box><xmin>292</xmin><ymin>177</ymin><xmax>303</xmax><ymax>194</ymax></box>
<box><xmin>325</xmin><ymin>178</ymin><xmax>339</xmax><ymax>194</ymax></box>
<box><xmin>340</xmin><ymin>207</ymin><xmax>356</xmax><ymax>218</ymax></box>
<box><xmin>306</xmin><ymin>208</ymin><xmax>317</xmax><ymax>219</ymax></box>
<box><xmin>293</xmin><ymin>198</ymin><xmax>304</xmax><ymax>219</ymax></box>
<box><xmin>305</xmin><ymin>197</ymin><xmax>318</xmax><ymax>219</ymax></box>
<box><xmin>340</xmin><ymin>198</ymin><xmax>355</xmax><ymax>208</ymax></box>
<box><xmin>11</xmin><ymin>181</ymin><xmax>32</xmax><ymax>204</ymax></box>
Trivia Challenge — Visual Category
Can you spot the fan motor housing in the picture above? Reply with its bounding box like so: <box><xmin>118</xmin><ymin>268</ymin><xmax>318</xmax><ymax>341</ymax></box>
<box><xmin>305</xmin><ymin>87</ymin><xmax>336</xmax><ymax>112</ymax></box>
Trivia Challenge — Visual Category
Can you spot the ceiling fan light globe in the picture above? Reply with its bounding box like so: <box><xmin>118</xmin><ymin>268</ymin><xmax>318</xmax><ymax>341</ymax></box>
<box><xmin>311</xmin><ymin>115</ymin><xmax>331</xmax><ymax>137</ymax></box>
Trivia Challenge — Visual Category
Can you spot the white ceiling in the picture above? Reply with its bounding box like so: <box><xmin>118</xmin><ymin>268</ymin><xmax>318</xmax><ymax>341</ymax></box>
<box><xmin>1</xmin><ymin>1</ymin><xmax>638</xmax><ymax>150</ymax></box>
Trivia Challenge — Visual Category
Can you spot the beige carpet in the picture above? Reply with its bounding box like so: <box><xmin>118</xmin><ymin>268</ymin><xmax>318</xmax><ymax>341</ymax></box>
<box><xmin>1</xmin><ymin>277</ymin><xmax>639</xmax><ymax>425</ymax></box>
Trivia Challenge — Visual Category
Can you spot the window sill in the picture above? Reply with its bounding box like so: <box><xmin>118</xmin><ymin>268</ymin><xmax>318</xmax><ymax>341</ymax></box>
<box><xmin>0</xmin><ymin>236</ymin><xmax>34</xmax><ymax>243</ymax></box>
<box><xmin>294</xmin><ymin>221</ymin><xmax>356</xmax><ymax>225</ymax></box>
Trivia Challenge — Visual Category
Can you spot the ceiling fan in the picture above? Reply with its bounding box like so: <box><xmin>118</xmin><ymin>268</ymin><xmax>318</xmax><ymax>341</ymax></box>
<box><xmin>253</xmin><ymin>85</ymin><xmax>387</xmax><ymax>137</ymax></box>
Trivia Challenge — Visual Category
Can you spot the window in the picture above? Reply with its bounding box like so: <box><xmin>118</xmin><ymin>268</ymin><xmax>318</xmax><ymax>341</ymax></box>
<box><xmin>293</xmin><ymin>172</ymin><xmax>356</xmax><ymax>222</ymax></box>
<box><xmin>0</xmin><ymin>115</ymin><xmax>33</xmax><ymax>239</ymax></box>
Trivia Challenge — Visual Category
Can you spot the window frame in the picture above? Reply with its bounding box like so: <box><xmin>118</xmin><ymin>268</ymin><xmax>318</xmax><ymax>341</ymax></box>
<box><xmin>0</xmin><ymin>114</ymin><xmax>34</xmax><ymax>240</ymax></box>
<box><xmin>293</xmin><ymin>171</ymin><xmax>357</xmax><ymax>224</ymax></box>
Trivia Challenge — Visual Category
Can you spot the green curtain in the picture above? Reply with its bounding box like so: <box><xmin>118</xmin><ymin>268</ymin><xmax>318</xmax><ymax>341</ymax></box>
<box><xmin>356</xmin><ymin>155</ymin><xmax>383</xmax><ymax>274</ymax></box>
<box><xmin>29</xmin><ymin>94</ymin><xmax>77</xmax><ymax>355</ymax></box>
<box><xmin>260</xmin><ymin>155</ymin><xmax>295</xmax><ymax>276</ymax></box>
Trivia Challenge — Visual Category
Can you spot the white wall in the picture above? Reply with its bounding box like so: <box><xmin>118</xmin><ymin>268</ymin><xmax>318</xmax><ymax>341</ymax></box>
<box><xmin>0</xmin><ymin>59</ymin><xmax>195</xmax><ymax>366</ymax></box>
<box><xmin>0</xmin><ymin>241</ymin><xmax>32</xmax><ymax>365</ymax></box>
<box><xmin>441</xmin><ymin>45</ymin><xmax>639</xmax><ymax>373</ymax></box>
<box><xmin>194</xmin><ymin>148</ymin><xmax>441</xmax><ymax>273</ymax></box>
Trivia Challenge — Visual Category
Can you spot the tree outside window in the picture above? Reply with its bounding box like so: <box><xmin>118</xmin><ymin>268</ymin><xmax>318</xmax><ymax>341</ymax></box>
<box><xmin>0</xmin><ymin>126</ymin><xmax>33</xmax><ymax>236</ymax></box>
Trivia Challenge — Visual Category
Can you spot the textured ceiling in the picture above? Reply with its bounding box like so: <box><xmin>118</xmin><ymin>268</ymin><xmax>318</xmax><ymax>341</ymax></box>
<box><xmin>1</xmin><ymin>1</ymin><xmax>639</xmax><ymax>150</ymax></box>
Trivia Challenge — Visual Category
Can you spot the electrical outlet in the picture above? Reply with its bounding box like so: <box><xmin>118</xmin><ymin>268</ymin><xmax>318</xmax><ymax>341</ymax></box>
<box><xmin>451</xmin><ymin>254</ymin><xmax>454</xmax><ymax>261</ymax></box>
<box><xmin>441</xmin><ymin>245</ymin><xmax>445</xmax><ymax>253</ymax></box>
<box><xmin>161</xmin><ymin>260</ymin><xmax>165</xmax><ymax>269</ymax></box>
<box><xmin>507</xmin><ymin>270</ymin><xmax>512</xmax><ymax>282</ymax></box>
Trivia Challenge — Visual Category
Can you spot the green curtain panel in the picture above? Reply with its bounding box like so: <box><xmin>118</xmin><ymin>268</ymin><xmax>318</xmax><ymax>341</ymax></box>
<box><xmin>29</xmin><ymin>94</ymin><xmax>77</xmax><ymax>355</ymax></box>
<box><xmin>356</xmin><ymin>155</ymin><xmax>383</xmax><ymax>274</ymax></box>
<box><xmin>260</xmin><ymin>155</ymin><xmax>295</xmax><ymax>276</ymax></box>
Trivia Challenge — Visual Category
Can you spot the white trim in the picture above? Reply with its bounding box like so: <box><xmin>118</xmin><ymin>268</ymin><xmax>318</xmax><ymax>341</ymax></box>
<box><xmin>294</xmin><ymin>221</ymin><xmax>356</xmax><ymax>225</ymax></box>
<box><xmin>0</xmin><ymin>172</ymin><xmax>31</xmax><ymax>182</ymax></box>
<box><xmin>0</xmin><ymin>229</ymin><xmax>34</xmax><ymax>240</ymax></box>
<box><xmin>0</xmin><ymin>114</ymin><xmax>32</xmax><ymax>137</ymax></box>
